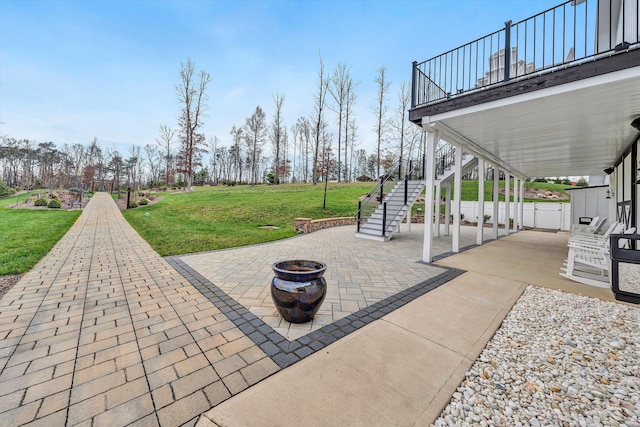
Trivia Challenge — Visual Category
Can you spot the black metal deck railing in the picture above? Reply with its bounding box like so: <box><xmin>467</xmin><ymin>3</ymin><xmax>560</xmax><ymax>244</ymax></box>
<box><xmin>411</xmin><ymin>0</ymin><xmax>640</xmax><ymax>108</ymax></box>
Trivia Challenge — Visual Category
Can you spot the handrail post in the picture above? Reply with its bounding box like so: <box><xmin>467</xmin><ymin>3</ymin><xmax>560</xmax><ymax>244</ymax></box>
<box><xmin>357</xmin><ymin>201</ymin><xmax>361</xmax><ymax>232</ymax></box>
<box><xmin>404</xmin><ymin>175</ymin><xmax>408</xmax><ymax>205</ymax></box>
<box><xmin>504</xmin><ymin>20</ymin><xmax>512</xmax><ymax>82</ymax></box>
<box><xmin>411</xmin><ymin>61</ymin><xmax>417</xmax><ymax>108</ymax></box>
<box><xmin>382</xmin><ymin>202</ymin><xmax>387</xmax><ymax>237</ymax></box>
<box><xmin>409</xmin><ymin>160</ymin><xmax>413</xmax><ymax>180</ymax></box>
<box><xmin>379</xmin><ymin>176</ymin><xmax>384</xmax><ymax>204</ymax></box>
<box><xmin>398</xmin><ymin>158</ymin><xmax>402</xmax><ymax>181</ymax></box>
<box><xmin>422</xmin><ymin>154</ymin><xmax>426</xmax><ymax>179</ymax></box>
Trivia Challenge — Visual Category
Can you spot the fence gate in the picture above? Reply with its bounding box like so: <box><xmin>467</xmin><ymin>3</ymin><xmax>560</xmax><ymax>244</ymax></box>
<box><xmin>534</xmin><ymin>203</ymin><xmax>563</xmax><ymax>230</ymax></box>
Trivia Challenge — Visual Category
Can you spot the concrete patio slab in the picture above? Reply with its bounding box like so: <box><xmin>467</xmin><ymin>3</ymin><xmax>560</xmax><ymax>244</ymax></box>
<box><xmin>434</xmin><ymin>230</ymin><xmax>616</xmax><ymax>301</ymax></box>
<box><xmin>199</xmin><ymin>320</ymin><xmax>467</xmax><ymax>427</ymax></box>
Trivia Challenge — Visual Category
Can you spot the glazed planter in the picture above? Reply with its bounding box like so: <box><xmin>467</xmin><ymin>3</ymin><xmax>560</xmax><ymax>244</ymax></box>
<box><xmin>271</xmin><ymin>260</ymin><xmax>327</xmax><ymax>323</ymax></box>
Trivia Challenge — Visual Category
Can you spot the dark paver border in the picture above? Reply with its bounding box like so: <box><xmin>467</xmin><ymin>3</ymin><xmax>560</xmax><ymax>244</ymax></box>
<box><xmin>167</xmin><ymin>244</ymin><xmax>479</xmax><ymax>369</ymax></box>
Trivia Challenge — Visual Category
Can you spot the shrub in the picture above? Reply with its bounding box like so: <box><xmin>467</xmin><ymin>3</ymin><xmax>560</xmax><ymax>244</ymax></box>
<box><xmin>562</xmin><ymin>178</ymin><xmax>572</xmax><ymax>185</ymax></box>
<box><xmin>47</xmin><ymin>199</ymin><xmax>61</xmax><ymax>209</ymax></box>
<box><xmin>128</xmin><ymin>201</ymin><xmax>138</xmax><ymax>208</ymax></box>
<box><xmin>34</xmin><ymin>198</ymin><xmax>48</xmax><ymax>206</ymax></box>
<box><xmin>0</xmin><ymin>180</ymin><xmax>15</xmax><ymax>197</ymax></box>
<box><xmin>576</xmin><ymin>177</ymin><xmax>588</xmax><ymax>187</ymax></box>
<box><xmin>138</xmin><ymin>198</ymin><xmax>149</xmax><ymax>206</ymax></box>
<box><xmin>533</xmin><ymin>178</ymin><xmax>547</xmax><ymax>183</ymax></box>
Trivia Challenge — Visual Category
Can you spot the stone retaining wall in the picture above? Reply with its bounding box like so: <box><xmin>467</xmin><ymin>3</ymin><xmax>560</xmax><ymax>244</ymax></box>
<box><xmin>294</xmin><ymin>217</ymin><xmax>357</xmax><ymax>233</ymax></box>
<box><xmin>294</xmin><ymin>215</ymin><xmax>432</xmax><ymax>233</ymax></box>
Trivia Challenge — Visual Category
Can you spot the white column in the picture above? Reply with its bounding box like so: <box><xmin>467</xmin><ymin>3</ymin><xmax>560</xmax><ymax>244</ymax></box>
<box><xmin>452</xmin><ymin>147</ymin><xmax>462</xmax><ymax>252</ymax></box>
<box><xmin>492</xmin><ymin>166</ymin><xmax>499</xmax><ymax>239</ymax></box>
<box><xmin>422</xmin><ymin>130</ymin><xmax>438</xmax><ymax>263</ymax></box>
<box><xmin>444</xmin><ymin>185</ymin><xmax>451</xmax><ymax>236</ymax></box>
<box><xmin>434</xmin><ymin>180</ymin><xmax>441</xmax><ymax>237</ymax></box>
<box><xmin>504</xmin><ymin>172</ymin><xmax>510</xmax><ymax>236</ymax></box>
<box><xmin>512</xmin><ymin>177</ymin><xmax>519</xmax><ymax>233</ymax></box>
<box><xmin>519</xmin><ymin>179</ymin><xmax>525</xmax><ymax>230</ymax></box>
<box><xmin>476</xmin><ymin>158</ymin><xmax>485</xmax><ymax>245</ymax></box>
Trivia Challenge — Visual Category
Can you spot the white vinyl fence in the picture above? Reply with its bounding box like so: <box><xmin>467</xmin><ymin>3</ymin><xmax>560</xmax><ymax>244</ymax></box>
<box><xmin>460</xmin><ymin>201</ymin><xmax>571</xmax><ymax>231</ymax></box>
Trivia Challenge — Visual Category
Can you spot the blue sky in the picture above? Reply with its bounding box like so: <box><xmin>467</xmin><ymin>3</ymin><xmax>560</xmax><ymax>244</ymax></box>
<box><xmin>0</xmin><ymin>0</ymin><xmax>561</xmax><ymax>156</ymax></box>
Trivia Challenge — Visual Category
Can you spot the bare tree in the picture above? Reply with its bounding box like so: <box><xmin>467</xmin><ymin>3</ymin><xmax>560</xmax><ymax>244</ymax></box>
<box><xmin>229</xmin><ymin>125</ymin><xmax>243</xmax><ymax>183</ymax></box>
<box><xmin>269</xmin><ymin>93</ymin><xmax>285</xmax><ymax>184</ymax></box>
<box><xmin>348</xmin><ymin>120</ymin><xmax>360</xmax><ymax>181</ymax></box>
<box><xmin>343</xmin><ymin>74</ymin><xmax>358</xmax><ymax>181</ymax></box>
<box><xmin>144</xmin><ymin>144</ymin><xmax>162</xmax><ymax>184</ymax></box>
<box><xmin>176</xmin><ymin>58</ymin><xmax>211</xmax><ymax>191</ymax></box>
<box><xmin>207</xmin><ymin>135</ymin><xmax>219</xmax><ymax>184</ymax></box>
<box><xmin>126</xmin><ymin>145</ymin><xmax>143</xmax><ymax>189</ymax></box>
<box><xmin>329</xmin><ymin>63</ymin><xmax>348</xmax><ymax>182</ymax></box>
<box><xmin>156</xmin><ymin>124</ymin><xmax>175</xmax><ymax>185</ymax></box>
<box><xmin>311</xmin><ymin>53</ymin><xmax>330</xmax><ymax>185</ymax></box>
<box><xmin>372</xmin><ymin>65</ymin><xmax>391</xmax><ymax>179</ymax></box>
<box><xmin>391</xmin><ymin>80</ymin><xmax>411</xmax><ymax>167</ymax></box>
<box><xmin>295</xmin><ymin>117</ymin><xmax>311</xmax><ymax>183</ymax></box>
<box><xmin>244</xmin><ymin>106</ymin><xmax>267</xmax><ymax>185</ymax></box>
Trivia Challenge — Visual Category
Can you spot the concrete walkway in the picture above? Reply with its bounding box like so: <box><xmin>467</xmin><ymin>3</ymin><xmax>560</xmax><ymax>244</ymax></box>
<box><xmin>0</xmin><ymin>193</ymin><xmax>619</xmax><ymax>426</ymax></box>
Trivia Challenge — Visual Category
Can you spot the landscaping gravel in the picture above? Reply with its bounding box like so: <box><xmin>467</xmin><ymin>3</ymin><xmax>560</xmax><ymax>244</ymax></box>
<box><xmin>0</xmin><ymin>275</ymin><xmax>21</xmax><ymax>300</ymax></box>
<box><xmin>433</xmin><ymin>286</ymin><xmax>640</xmax><ymax>427</ymax></box>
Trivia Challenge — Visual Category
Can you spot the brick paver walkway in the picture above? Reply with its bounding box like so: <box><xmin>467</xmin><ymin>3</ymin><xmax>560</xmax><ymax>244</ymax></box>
<box><xmin>0</xmin><ymin>194</ymin><xmax>278</xmax><ymax>426</ymax></box>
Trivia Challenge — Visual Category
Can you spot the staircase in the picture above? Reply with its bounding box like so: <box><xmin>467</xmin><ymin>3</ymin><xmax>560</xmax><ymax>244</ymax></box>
<box><xmin>438</xmin><ymin>154</ymin><xmax>478</xmax><ymax>185</ymax></box>
<box><xmin>355</xmin><ymin>142</ymin><xmax>478</xmax><ymax>242</ymax></box>
<box><xmin>355</xmin><ymin>179</ymin><xmax>426</xmax><ymax>241</ymax></box>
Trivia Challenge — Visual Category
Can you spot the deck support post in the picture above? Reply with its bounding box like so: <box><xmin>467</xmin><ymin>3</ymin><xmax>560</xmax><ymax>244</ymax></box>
<box><xmin>422</xmin><ymin>127</ymin><xmax>439</xmax><ymax>263</ymax></box>
<box><xmin>452</xmin><ymin>147</ymin><xmax>462</xmax><ymax>253</ymax></box>
<box><xmin>513</xmin><ymin>177</ymin><xmax>519</xmax><ymax>233</ymax></box>
<box><xmin>504</xmin><ymin>172</ymin><xmax>511</xmax><ymax>236</ymax></box>
<box><xmin>434</xmin><ymin>180</ymin><xmax>441</xmax><ymax>237</ymax></box>
<box><xmin>492</xmin><ymin>166</ymin><xmax>499</xmax><ymax>239</ymax></box>
<box><xmin>444</xmin><ymin>186</ymin><xmax>451</xmax><ymax>236</ymax></box>
<box><xmin>476</xmin><ymin>158</ymin><xmax>485</xmax><ymax>245</ymax></box>
<box><xmin>519</xmin><ymin>180</ymin><xmax>525</xmax><ymax>229</ymax></box>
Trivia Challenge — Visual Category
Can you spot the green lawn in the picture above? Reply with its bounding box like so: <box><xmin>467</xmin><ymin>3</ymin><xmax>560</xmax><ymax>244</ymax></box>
<box><xmin>0</xmin><ymin>180</ymin><xmax>574</xmax><ymax>274</ymax></box>
<box><xmin>122</xmin><ymin>183</ymin><xmax>373</xmax><ymax>256</ymax></box>
<box><xmin>0</xmin><ymin>191</ymin><xmax>33</xmax><ymax>208</ymax></box>
<box><xmin>458</xmin><ymin>180</ymin><xmax>572</xmax><ymax>202</ymax></box>
<box><xmin>0</xmin><ymin>208</ymin><xmax>80</xmax><ymax>275</ymax></box>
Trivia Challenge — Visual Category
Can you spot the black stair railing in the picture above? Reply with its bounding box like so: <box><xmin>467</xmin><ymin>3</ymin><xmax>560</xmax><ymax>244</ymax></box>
<box><xmin>356</xmin><ymin>157</ymin><xmax>429</xmax><ymax>237</ymax></box>
<box><xmin>382</xmin><ymin>203</ymin><xmax>387</xmax><ymax>237</ymax></box>
<box><xmin>355</xmin><ymin>156</ymin><xmax>426</xmax><ymax>233</ymax></box>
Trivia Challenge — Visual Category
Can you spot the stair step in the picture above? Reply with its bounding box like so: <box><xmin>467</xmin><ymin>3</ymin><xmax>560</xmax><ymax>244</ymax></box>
<box><xmin>355</xmin><ymin>179</ymin><xmax>426</xmax><ymax>242</ymax></box>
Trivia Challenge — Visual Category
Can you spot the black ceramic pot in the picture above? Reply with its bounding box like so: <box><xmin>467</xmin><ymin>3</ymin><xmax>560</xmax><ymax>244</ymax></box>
<box><xmin>271</xmin><ymin>260</ymin><xmax>327</xmax><ymax>323</ymax></box>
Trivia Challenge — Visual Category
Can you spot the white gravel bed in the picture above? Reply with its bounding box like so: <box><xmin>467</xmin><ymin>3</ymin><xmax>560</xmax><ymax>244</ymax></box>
<box><xmin>433</xmin><ymin>286</ymin><xmax>640</xmax><ymax>427</ymax></box>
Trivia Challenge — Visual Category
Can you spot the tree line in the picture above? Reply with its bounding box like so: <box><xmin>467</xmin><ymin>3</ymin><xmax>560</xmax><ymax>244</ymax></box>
<box><xmin>0</xmin><ymin>57</ymin><xmax>426</xmax><ymax>193</ymax></box>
